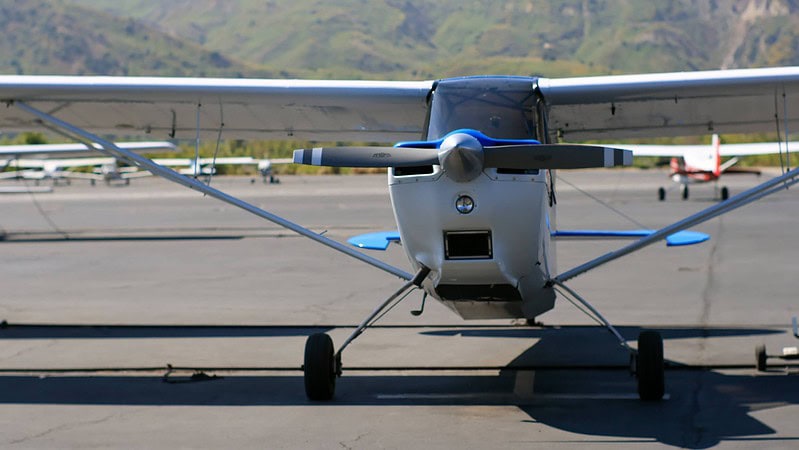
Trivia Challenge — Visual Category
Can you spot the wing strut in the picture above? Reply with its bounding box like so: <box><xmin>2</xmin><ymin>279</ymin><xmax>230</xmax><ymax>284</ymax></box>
<box><xmin>14</xmin><ymin>101</ymin><xmax>413</xmax><ymax>281</ymax></box>
<box><xmin>554</xmin><ymin>166</ymin><xmax>799</xmax><ymax>283</ymax></box>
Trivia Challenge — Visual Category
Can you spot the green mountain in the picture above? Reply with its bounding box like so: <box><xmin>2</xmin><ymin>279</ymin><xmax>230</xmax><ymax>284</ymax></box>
<box><xmin>63</xmin><ymin>0</ymin><xmax>799</xmax><ymax>79</ymax></box>
<box><xmin>0</xmin><ymin>0</ymin><xmax>274</xmax><ymax>76</ymax></box>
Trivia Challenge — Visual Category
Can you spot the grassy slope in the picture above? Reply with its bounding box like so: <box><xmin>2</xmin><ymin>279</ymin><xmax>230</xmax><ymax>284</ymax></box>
<box><xmin>0</xmin><ymin>0</ymin><xmax>272</xmax><ymax>76</ymax></box>
<box><xmin>64</xmin><ymin>0</ymin><xmax>799</xmax><ymax>79</ymax></box>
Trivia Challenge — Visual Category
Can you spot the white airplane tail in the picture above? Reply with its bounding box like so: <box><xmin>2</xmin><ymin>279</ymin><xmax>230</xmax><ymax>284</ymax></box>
<box><xmin>682</xmin><ymin>134</ymin><xmax>721</xmax><ymax>175</ymax></box>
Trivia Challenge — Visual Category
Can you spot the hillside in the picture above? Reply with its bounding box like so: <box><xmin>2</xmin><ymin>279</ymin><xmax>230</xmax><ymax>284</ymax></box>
<box><xmin>64</xmin><ymin>0</ymin><xmax>799</xmax><ymax>79</ymax></box>
<box><xmin>0</xmin><ymin>0</ymin><xmax>275</xmax><ymax>76</ymax></box>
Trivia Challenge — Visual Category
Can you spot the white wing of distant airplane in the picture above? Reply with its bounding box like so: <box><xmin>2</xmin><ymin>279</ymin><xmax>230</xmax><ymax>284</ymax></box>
<box><xmin>5</xmin><ymin>157</ymin><xmax>116</xmax><ymax>169</ymax></box>
<box><xmin>0</xmin><ymin>141</ymin><xmax>177</xmax><ymax>158</ymax></box>
<box><xmin>612</xmin><ymin>141</ymin><xmax>799</xmax><ymax>157</ymax></box>
<box><xmin>153</xmin><ymin>157</ymin><xmax>257</xmax><ymax>166</ymax></box>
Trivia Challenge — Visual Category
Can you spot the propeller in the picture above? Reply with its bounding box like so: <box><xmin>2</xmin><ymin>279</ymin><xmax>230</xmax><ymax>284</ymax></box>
<box><xmin>294</xmin><ymin>130</ymin><xmax>632</xmax><ymax>182</ymax></box>
<box><xmin>293</xmin><ymin>146</ymin><xmax>438</xmax><ymax>167</ymax></box>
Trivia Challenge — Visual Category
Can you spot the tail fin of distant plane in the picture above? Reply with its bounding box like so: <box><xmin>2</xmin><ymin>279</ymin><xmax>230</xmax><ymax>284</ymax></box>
<box><xmin>712</xmin><ymin>133</ymin><xmax>722</xmax><ymax>177</ymax></box>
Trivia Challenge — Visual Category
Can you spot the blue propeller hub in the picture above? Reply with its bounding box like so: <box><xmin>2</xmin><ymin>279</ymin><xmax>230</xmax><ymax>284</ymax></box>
<box><xmin>394</xmin><ymin>129</ymin><xmax>541</xmax><ymax>149</ymax></box>
<box><xmin>394</xmin><ymin>129</ymin><xmax>541</xmax><ymax>182</ymax></box>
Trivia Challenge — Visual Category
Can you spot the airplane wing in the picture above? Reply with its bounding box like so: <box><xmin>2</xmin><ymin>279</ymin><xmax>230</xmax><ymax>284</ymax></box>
<box><xmin>197</xmin><ymin>157</ymin><xmax>256</xmax><ymax>165</ymax></box>
<box><xmin>538</xmin><ymin>67</ymin><xmax>799</xmax><ymax>141</ymax></box>
<box><xmin>151</xmin><ymin>158</ymin><xmax>193</xmax><ymax>166</ymax></box>
<box><xmin>716</xmin><ymin>142</ymin><xmax>799</xmax><ymax>157</ymax></box>
<box><xmin>609</xmin><ymin>142</ymin><xmax>799</xmax><ymax>157</ymax></box>
<box><xmin>0</xmin><ymin>77</ymin><xmax>433</xmax><ymax>142</ymax></box>
<box><xmin>0</xmin><ymin>141</ymin><xmax>177</xmax><ymax>158</ymax></box>
<box><xmin>55</xmin><ymin>171</ymin><xmax>104</xmax><ymax>182</ymax></box>
<box><xmin>0</xmin><ymin>68</ymin><xmax>798</xmax><ymax>144</ymax></box>
<box><xmin>265</xmin><ymin>158</ymin><xmax>294</xmax><ymax>165</ymax></box>
<box><xmin>119</xmin><ymin>170</ymin><xmax>153</xmax><ymax>180</ymax></box>
<box><xmin>6</xmin><ymin>157</ymin><xmax>117</xmax><ymax>169</ymax></box>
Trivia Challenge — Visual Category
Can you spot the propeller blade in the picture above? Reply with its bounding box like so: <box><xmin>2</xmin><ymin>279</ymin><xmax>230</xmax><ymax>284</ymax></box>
<box><xmin>484</xmin><ymin>144</ymin><xmax>633</xmax><ymax>169</ymax></box>
<box><xmin>293</xmin><ymin>146</ymin><xmax>440</xmax><ymax>168</ymax></box>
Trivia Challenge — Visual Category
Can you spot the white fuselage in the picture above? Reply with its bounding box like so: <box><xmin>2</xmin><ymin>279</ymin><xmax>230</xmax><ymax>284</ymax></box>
<box><xmin>389</xmin><ymin>166</ymin><xmax>557</xmax><ymax>320</ymax></box>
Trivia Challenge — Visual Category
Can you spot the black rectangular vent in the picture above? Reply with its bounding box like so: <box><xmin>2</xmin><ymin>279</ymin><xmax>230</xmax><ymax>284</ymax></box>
<box><xmin>444</xmin><ymin>230</ymin><xmax>492</xmax><ymax>260</ymax></box>
<box><xmin>394</xmin><ymin>165</ymin><xmax>434</xmax><ymax>176</ymax></box>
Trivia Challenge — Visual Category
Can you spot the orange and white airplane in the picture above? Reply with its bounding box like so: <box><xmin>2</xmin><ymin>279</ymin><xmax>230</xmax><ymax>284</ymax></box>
<box><xmin>616</xmin><ymin>134</ymin><xmax>799</xmax><ymax>201</ymax></box>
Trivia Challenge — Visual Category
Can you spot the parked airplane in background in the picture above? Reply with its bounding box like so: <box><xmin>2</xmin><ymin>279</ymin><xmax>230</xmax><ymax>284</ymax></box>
<box><xmin>0</xmin><ymin>141</ymin><xmax>176</xmax><ymax>185</ymax></box>
<box><xmin>1</xmin><ymin>68</ymin><xmax>799</xmax><ymax>402</ymax></box>
<box><xmin>152</xmin><ymin>156</ymin><xmax>292</xmax><ymax>183</ymax></box>
<box><xmin>0</xmin><ymin>142</ymin><xmax>290</xmax><ymax>185</ymax></box>
<box><xmin>615</xmin><ymin>134</ymin><xmax>799</xmax><ymax>201</ymax></box>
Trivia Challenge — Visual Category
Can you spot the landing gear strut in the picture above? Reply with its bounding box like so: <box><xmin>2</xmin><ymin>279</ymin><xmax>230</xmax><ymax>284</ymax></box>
<box><xmin>551</xmin><ymin>280</ymin><xmax>665</xmax><ymax>401</ymax></box>
<box><xmin>302</xmin><ymin>266</ymin><xmax>430</xmax><ymax>401</ymax></box>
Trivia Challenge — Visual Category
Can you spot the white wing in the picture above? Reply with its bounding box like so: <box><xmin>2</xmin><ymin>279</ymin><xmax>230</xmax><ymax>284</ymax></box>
<box><xmin>0</xmin><ymin>76</ymin><xmax>433</xmax><ymax>142</ymax></box>
<box><xmin>0</xmin><ymin>141</ymin><xmax>176</xmax><ymax>158</ymax></box>
<box><xmin>605</xmin><ymin>141</ymin><xmax>799</xmax><ymax>157</ymax></box>
<box><xmin>538</xmin><ymin>67</ymin><xmax>799</xmax><ymax>140</ymax></box>
<box><xmin>6</xmin><ymin>157</ymin><xmax>117</xmax><ymax>169</ymax></box>
<box><xmin>2</xmin><ymin>69</ymin><xmax>799</xmax><ymax>143</ymax></box>
<box><xmin>717</xmin><ymin>141</ymin><xmax>799</xmax><ymax>157</ymax></box>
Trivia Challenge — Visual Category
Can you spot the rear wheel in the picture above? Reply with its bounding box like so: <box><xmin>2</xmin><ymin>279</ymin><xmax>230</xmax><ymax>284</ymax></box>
<box><xmin>637</xmin><ymin>331</ymin><xmax>665</xmax><ymax>401</ymax></box>
<box><xmin>720</xmin><ymin>186</ymin><xmax>729</xmax><ymax>201</ymax></box>
<box><xmin>304</xmin><ymin>333</ymin><xmax>336</xmax><ymax>400</ymax></box>
<box><xmin>658</xmin><ymin>187</ymin><xmax>666</xmax><ymax>201</ymax></box>
<box><xmin>680</xmin><ymin>184</ymin><xmax>689</xmax><ymax>200</ymax></box>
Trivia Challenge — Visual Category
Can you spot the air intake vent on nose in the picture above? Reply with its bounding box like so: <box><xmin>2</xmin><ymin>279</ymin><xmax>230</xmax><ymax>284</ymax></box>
<box><xmin>444</xmin><ymin>230</ymin><xmax>492</xmax><ymax>260</ymax></box>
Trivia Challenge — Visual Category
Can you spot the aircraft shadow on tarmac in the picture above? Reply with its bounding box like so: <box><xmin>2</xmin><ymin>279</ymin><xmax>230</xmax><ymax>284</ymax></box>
<box><xmin>0</xmin><ymin>325</ymin><xmax>796</xmax><ymax>448</ymax></box>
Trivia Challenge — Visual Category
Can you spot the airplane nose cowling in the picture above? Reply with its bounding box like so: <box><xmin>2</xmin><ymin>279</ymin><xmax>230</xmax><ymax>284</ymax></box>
<box><xmin>438</xmin><ymin>133</ymin><xmax>485</xmax><ymax>182</ymax></box>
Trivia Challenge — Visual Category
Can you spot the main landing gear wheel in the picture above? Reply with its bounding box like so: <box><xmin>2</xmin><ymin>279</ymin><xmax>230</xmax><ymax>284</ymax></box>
<box><xmin>720</xmin><ymin>186</ymin><xmax>729</xmax><ymax>201</ymax></box>
<box><xmin>680</xmin><ymin>184</ymin><xmax>689</xmax><ymax>200</ymax></box>
<box><xmin>658</xmin><ymin>187</ymin><xmax>666</xmax><ymax>201</ymax></box>
<box><xmin>304</xmin><ymin>333</ymin><xmax>336</xmax><ymax>401</ymax></box>
<box><xmin>636</xmin><ymin>331</ymin><xmax>665</xmax><ymax>401</ymax></box>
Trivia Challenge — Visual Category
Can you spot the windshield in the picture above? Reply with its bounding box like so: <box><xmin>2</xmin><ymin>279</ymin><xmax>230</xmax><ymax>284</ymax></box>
<box><xmin>426</xmin><ymin>76</ymin><xmax>539</xmax><ymax>140</ymax></box>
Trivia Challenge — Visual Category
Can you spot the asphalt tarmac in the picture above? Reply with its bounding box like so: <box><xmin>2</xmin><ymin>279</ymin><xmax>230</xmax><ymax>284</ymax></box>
<box><xmin>0</xmin><ymin>170</ymin><xmax>797</xmax><ymax>448</ymax></box>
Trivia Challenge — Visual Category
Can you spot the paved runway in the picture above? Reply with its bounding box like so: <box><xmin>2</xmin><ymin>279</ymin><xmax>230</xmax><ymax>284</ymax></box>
<box><xmin>0</xmin><ymin>170</ymin><xmax>797</xmax><ymax>448</ymax></box>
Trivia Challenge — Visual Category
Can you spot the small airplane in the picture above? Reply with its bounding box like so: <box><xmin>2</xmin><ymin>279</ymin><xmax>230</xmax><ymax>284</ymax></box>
<box><xmin>0</xmin><ymin>141</ymin><xmax>176</xmax><ymax>185</ymax></box>
<box><xmin>1</xmin><ymin>68</ymin><xmax>799</xmax><ymax>402</ymax></box>
<box><xmin>614</xmin><ymin>134</ymin><xmax>799</xmax><ymax>201</ymax></box>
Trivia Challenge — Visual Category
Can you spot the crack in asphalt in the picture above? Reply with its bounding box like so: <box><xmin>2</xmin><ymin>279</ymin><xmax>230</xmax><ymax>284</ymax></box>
<box><xmin>6</xmin><ymin>410</ymin><xmax>130</xmax><ymax>445</ymax></box>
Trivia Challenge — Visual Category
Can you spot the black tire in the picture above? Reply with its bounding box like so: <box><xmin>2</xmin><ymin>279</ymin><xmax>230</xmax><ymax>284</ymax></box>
<box><xmin>755</xmin><ymin>344</ymin><xmax>767</xmax><ymax>372</ymax></box>
<box><xmin>720</xmin><ymin>186</ymin><xmax>729</xmax><ymax>201</ymax></box>
<box><xmin>681</xmin><ymin>185</ymin><xmax>689</xmax><ymax>200</ymax></box>
<box><xmin>637</xmin><ymin>331</ymin><xmax>665</xmax><ymax>401</ymax></box>
<box><xmin>304</xmin><ymin>333</ymin><xmax>336</xmax><ymax>401</ymax></box>
<box><xmin>658</xmin><ymin>187</ymin><xmax>666</xmax><ymax>201</ymax></box>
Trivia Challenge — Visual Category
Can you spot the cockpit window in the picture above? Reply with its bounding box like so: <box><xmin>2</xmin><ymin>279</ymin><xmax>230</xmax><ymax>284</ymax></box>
<box><xmin>427</xmin><ymin>77</ymin><xmax>538</xmax><ymax>141</ymax></box>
